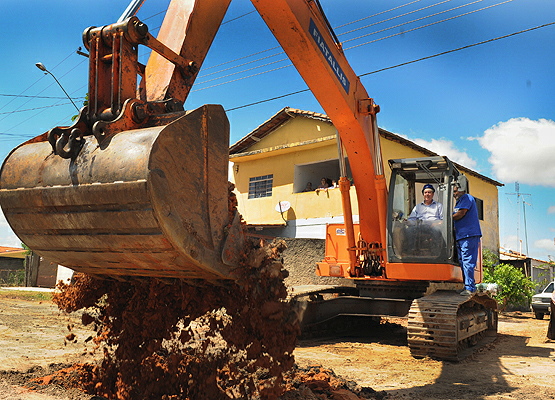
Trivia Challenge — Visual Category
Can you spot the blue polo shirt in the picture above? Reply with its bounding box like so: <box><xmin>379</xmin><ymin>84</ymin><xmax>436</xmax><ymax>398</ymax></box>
<box><xmin>454</xmin><ymin>193</ymin><xmax>482</xmax><ymax>241</ymax></box>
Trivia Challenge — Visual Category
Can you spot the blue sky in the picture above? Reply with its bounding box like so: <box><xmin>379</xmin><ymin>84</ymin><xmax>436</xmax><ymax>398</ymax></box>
<box><xmin>1</xmin><ymin>0</ymin><xmax>554</xmax><ymax>262</ymax></box>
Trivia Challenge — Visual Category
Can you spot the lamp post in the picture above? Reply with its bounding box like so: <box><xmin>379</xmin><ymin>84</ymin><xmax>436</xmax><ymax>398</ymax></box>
<box><xmin>35</xmin><ymin>62</ymin><xmax>80</xmax><ymax>112</ymax></box>
<box><xmin>117</xmin><ymin>0</ymin><xmax>147</xmax><ymax>22</ymax></box>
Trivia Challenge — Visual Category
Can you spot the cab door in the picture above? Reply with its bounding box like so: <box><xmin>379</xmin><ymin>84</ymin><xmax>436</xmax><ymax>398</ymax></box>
<box><xmin>387</xmin><ymin>156</ymin><xmax>459</xmax><ymax>265</ymax></box>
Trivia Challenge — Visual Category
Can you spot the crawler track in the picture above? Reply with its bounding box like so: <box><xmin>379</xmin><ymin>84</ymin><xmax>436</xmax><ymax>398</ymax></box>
<box><xmin>407</xmin><ymin>290</ymin><xmax>498</xmax><ymax>361</ymax></box>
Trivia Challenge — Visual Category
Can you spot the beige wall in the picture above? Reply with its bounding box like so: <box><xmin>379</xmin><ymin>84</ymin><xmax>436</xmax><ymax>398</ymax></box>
<box><xmin>247</xmin><ymin>117</ymin><xmax>335</xmax><ymax>151</ymax></box>
<box><xmin>232</xmin><ymin>117</ymin><xmax>351</xmax><ymax>225</ymax></box>
<box><xmin>231</xmin><ymin>117</ymin><xmax>500</xmax><ymax>252</ymax></box>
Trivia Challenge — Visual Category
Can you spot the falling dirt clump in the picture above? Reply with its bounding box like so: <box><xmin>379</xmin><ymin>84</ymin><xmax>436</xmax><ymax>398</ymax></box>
<box><xmin>52</xmin><ymin>184</ymin><xmax>300</xmax><ymax>399</ymax></box>
<box><xmin>53</xmin><ymin>238</ymin><xmax>298</xmax><ymax>400</ymax></box>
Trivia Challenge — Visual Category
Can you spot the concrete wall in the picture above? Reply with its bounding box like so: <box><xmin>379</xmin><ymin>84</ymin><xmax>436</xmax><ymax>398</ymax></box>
<box><xmin>0</xmin><ymin>258</ymin><xmax>24</xmax><ymax>284</ymax></box>
<box><xmin>280</xmin><ymin>238</ymin><xmax>352</xmax><ymax>288</ymax></box>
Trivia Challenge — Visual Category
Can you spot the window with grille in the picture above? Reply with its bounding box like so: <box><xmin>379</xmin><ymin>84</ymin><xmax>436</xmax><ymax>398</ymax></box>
<box><xmin>248</xmin><ymin>174</ymin><xmax>273</xmax><ymax>199</ymax></box>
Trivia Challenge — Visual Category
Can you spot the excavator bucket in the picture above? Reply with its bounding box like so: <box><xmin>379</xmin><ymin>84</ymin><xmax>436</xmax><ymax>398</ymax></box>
<box><xmin>0</xmin><ymin>105</ymin><xmax>242</xmax><ymax>281</ymax></box>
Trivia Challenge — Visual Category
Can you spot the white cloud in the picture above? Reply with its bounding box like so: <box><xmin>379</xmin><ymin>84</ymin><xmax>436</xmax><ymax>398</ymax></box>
<box><xmin>0</xmin><ymin>212</ymin><xmax>21</xmax><ymax>248</ymax></box>
<box><xmin>502</xmin><ymin>236</ymin><xmax>555</xmax><ymax>259</ymax></box>
<box><xmin>534</xmin><ymin>238</ymin><xmax>555</xmax><ymax>253</ymax></box>
<box><xmin>0</xmin><ymin>233</ymin><xmax>21</xmax><ymax>248</ymax></box>
<box><xmin>478</xmin><ymin>118</ymin><xmax>555</xmax><ymax>187</ymax></box>
<box><xmin>411</xmin><ymin>138</ymin><xmax>478</xmax><ymax>170</ymax></box>
<box><xmin>0</xmin><ymin>212</ymin><xmax>9</xmax><ymax>229</ymax></box>
<box><xmin>501</xmin><ymin>235</ymin><xmax>519</xmax><ymax>252</ymax></box>
<box><xmin>548</xmin><ymin>205</ymin><xmax>555</xmax><ymax>214</ymax></box>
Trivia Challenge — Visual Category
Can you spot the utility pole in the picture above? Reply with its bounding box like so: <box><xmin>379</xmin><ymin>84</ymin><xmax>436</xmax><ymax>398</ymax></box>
<box><xmin>506</xmin><ymin>182</ymin><xmax>531</xmax><ymax>256</ymax></box>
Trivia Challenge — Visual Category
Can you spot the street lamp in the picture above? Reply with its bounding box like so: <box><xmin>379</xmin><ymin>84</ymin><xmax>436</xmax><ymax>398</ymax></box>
<box><xmin>35</xmin><ymin>62</ymin><xmax>80</xmax><ymax>112</ymax></box>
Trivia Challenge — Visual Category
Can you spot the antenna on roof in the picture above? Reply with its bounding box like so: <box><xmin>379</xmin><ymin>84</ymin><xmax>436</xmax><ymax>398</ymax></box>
<box><xmin>506</xmin><ymin>182</ymin><xmax>531</xmax><ymax>256</ymax></box>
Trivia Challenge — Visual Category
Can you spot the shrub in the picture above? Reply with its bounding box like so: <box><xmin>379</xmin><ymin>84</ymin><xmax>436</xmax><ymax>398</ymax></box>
<box><xmin>0</xmin><ymin>269</ymin><xmax>25</xmax><ymax>286</ymax></box>
<box><xmin>482</xmin><ymin>249</ymin><xmax>535</xmax><ymax>310</ymax></box>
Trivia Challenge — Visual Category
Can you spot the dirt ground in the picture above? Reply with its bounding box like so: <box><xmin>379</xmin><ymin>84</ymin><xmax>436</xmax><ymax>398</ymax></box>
<box><xmin>0</xmin><ymin>291</ymin><xmax>554</xmax><ymax>400</ymax></box>
<box><xmin>295</xmin><ymin>314</ymin><xmax>555</xmax><ymax>400</ymax></box>
<box><xmin>0</xmin><ymin>292</ymin><xmax>98</xmax><ymax>399</ymax></box>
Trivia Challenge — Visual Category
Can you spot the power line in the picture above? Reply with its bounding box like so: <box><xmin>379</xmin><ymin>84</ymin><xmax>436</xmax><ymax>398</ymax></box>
<box><xmin>0</xmin><ymin>0</ymin><xmax>500</xmax><ymax>104</ymax></box>
<box><xmin>334</xmin><ymin>0</ymin><xmax>425</xmax><ymax>30</ymax></box>
<box><xmin>196</xmin><ymin>1</ymin><xmax>444</xmax><ymax>81</ymax></box>
<box><xmin>0</xmin><ymin>102</ymin><xmax>75</xmax><ymax>115</ymax></box>
<box><xmin>0</xmin><ymin>2</ymin><xmax>544</xmax><ymax>136</ymax></box>
<box><xmin>194</xmin><ymin>0</ymin><xmax>510</xmax><ymax>89</ymax></box>
<box><xmin>144</xmin><ymin>8</ymin><xmax>255</xmax><ymax>25</ymax></box>
<box><xmin>0</xmin><ymin>132</ymin><xmax>35</xmax><ymax>137</ymax></box>
<box><xmin>0</xmin><ymin>60</ymin><xmax>87</xmax><ymax>136</ymax></box>
<box><xmin>194</xmin><ymin>0</ymin><xmax>513</xmax><ymax>92</ymax></box>
<box><xmin>3</xmin><ymin>20</ymin><xmax>552</xmax><ymax>141</ymax></box>
<box><xmin>222</xmin><ymin>10</ymin><xmax>256</xmax><ymax>25</ymax></box>
<box><xmin>0</xmin><ymin>133</ymin><xmax>37</xmax><ymax>142</ymax></box>
<box><xmin>340</xmin><ymin>0</ymin><xmax>454</xmax><ymax>37</ymax></box>
<box><xmin>196</xmin><ymin>48</ymin><xmax>286</xmax><ymax>83</ymax></box>
<box><xmin>0</xmin><ymin>49</ymin><xmax>78</xmax><ymax>114</ymax></box>
<box><xmin>225</xmin><ymin>21</ymin><xmax>555</xmax><ymax>112</ymax></box>
<box><xmin>359</xmin><ymin>21</ymin><xmax>555</xmax><ymax>76</ymax></box>
<box><xmin>225</xmin><ymin>89</ymin><xmax>310</xmax><ymax>112</ymax></box>
<box><xmin>0</xmin><ymin>94</ymin><xmax>83</xmax><ymax>100</ymax></box>
<box><xmin>141</xmin><ymin>10</ymin><xmax>165</xmax><ymax>21</ymax></box>
<box><xmin>138</xmin><ymin>10</ymin><xmax>256</xmax><ymax>60</ymax></box>
<box><xmin>199</xmin><ymin>1</ymin><xmax>443</xmax><ymax>84</ymax></box>
<box><xmin>199</xmin><ymin>49</ymin><xmax>284</xmax><ymax>78</ymax></box>
<box><xmin>196</xmin><ymin>0</ymin><xmax>437</xmax><ymax>80</ymax></box>
<box><xmin>195</xmin><ymin>63</ymin><xmax>292</xmax><ymax>92</ymax></box>
<box><xmin>0</xmin><ymin>56</ymin><xmax>86</xmax><ymax>126</ymax></box>
<box><xmin>201</xmin><ymin>47</ymin><xmax>283</xmax><ymax>73</ymax></box>
<box><xmin>197</xmin><ymin>57</ymin><xmax>289</xmax><ymax>86</ymax></box>
<box><xmin>345</xmin><ymin>0</ymin><xmax>515</xmax><ymax>49</ymax></box>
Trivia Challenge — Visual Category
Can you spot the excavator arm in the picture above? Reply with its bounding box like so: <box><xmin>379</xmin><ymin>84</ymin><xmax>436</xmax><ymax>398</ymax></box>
<box><xmin>0</xmin><ymin>0</ymin><xmax>386</xmax><ymax>280</ymax></box>
<box><xmin>250</xmin><ymin>0</ymin><xmax>388</xmax><ymax>275</ymax></box>
<box><xmin>144</xmin><ymin>0</ymin><xmax>231</xmax><ymax>102</ymax></box>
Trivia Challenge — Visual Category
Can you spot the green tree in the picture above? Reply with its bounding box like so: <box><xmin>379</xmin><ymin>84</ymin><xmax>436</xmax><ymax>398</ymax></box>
<box><xmin>71</xmin><ymin>93</ymin><xmax>88</xmax><ymax>122</ymax></box>
<box><xmin>21</xmin><ymin>243</ymin><xmax>31</xmax><ymax>254</ymax></box>
<box><xmin>482</xmin><ymin>249</ymin><xmax>535</xmax><ymax>311</ymax></box>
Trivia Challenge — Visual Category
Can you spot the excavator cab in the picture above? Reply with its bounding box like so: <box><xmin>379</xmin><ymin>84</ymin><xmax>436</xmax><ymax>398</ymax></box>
<box><xmin>387</xmin><ymin>156</ymin><xmax>459</xmax><ymax>265</ymax></box>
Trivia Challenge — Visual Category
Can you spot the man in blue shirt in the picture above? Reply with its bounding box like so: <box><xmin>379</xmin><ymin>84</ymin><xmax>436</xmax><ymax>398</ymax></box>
<box><xmin>453</xmin><ymin>183</ymin><xmax>481</xmax><ymax>295</ymax></box>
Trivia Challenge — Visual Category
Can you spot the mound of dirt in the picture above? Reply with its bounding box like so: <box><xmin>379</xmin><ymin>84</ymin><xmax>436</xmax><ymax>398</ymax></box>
<box><xmin>22</xmin><ymin>363</ymin><xmax>384</xmax><ymax>400</ymax></box>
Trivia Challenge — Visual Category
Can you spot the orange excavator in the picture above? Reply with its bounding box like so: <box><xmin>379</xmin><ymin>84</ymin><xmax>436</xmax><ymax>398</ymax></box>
<box><xmin>0</xmin><ymin>0</ymin><xmax>496</xmax><ymax>360</ymax></box>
